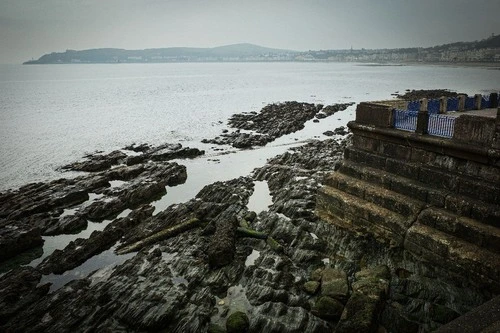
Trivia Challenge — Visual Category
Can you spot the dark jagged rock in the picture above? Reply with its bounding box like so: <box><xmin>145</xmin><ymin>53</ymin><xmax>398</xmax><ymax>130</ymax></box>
<box><xmin>333</xmin><ymin>126</ymin><xmax>348</xmax><ymax>136</ymax></box>
<box><xmin>81</xmin><ymin>197</ymin><xmax>128</xmax><ymax>221</ymax></box>
<box><xmin>63</xmin><ymin>142</ymin><xmax>203</xmax><ymax>173</ymax></box>
<box><xmin>123</xmin><ymin>143</ymin><xmax>151</xmax><ymax>153</ymax></box>
<box><xmin>44</xmin><ymin>215</ymin><xmax>87</xmax><ymax>235</ymax></box>
<box><xmin>0</xmin><ymin>157</ymin><xmax>187</xmax><ymax>263</ymax></box>
<box><xmin>38</xmin><ymin>205</ymin><xmax>154</xmax><ymax>275</ymax></box>
<box><xmin>202</xmin><ymin>101</ymin><xmax>353</xmax><ymax>148</ymax></box>
<box><xmin>0</xmin><ymin>266</ymin><xmax>48</xmax><ymax>325</ymax></box>
<box><xmin>61</xmin><ymin>150</ymin><xmax>127</xmax><ymax>172</ymax></box>
<box><xmin>395</xmin><ymin>89</ymin><xmax>461</xmax><ymax>101</ymax></box>
<box><xmin>323</xmin><ymin>130</ymin><xmax>334</xmax><ymax>136</ymax></box>
<box><xmin>150</xmin><ymin>146</ymin><xmax>205</xmax><ymax>161</ymax></box>
<box><xmin>0</xmin><ymin>225</ymin><xmax>43</xmax><ymax>262</ymax></box>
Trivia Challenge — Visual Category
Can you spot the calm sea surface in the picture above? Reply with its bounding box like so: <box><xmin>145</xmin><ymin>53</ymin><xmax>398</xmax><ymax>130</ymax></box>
<box><xmin>1</xmin><ymin>62</ymin><xmax>499</xmax><ymax>191</ymax></box>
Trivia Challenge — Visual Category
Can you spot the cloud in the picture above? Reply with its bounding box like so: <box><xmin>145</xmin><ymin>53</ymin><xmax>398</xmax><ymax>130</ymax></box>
<box><xmin>0</xmin><ymin>0</ymin><xmax>498</xmax><ymax>63</ymax></box>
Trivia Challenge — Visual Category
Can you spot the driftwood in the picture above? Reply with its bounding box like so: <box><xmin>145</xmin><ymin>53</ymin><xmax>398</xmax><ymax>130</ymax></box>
<box><xmin>237</xmin><ymin>226</ymin><xmax>267</xmax><ymax>239</ymax></box>
<box><xmin>116</xmin><ymin>218</ymin><xmax>200</xmax><ymax>254</ymax></box>
<box><xmin>237</xmin><ymin>226</ymin><xmax>283</xmax><ymax>253</ymax></box>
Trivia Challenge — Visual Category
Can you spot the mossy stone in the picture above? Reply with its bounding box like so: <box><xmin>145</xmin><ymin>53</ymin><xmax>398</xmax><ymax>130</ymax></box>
<box><xmin>310</xmin><ymin>268</ymin><xmax>323</xmax><ymax>282</ymax></box>
<box><xmin>304</xmin><ymin>281</ymin><xmax>320</xmax><ymax>295</ymax></box>
<box><xmin>226</xmin><ymin>311</ymin><xmax>249</xmax><ymax>333</ymax></box>
<box><xmin>312</xmin><ymin>296</ymin><xmax>344</xmax><ymax>321</ymax></box>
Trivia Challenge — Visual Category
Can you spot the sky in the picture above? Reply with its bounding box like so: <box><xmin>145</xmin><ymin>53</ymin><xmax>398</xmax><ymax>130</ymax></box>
<box><xmin>0</xmin><ymin>0</ymin><xmax>499</xmax><ymax>63</ymax></box>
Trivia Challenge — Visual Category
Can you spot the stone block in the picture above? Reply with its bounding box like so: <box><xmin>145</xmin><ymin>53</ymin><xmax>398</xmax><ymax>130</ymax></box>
<box><xmin>385</xmin><ymin>159</ymin><xmax>419</xmax><ymax>180</ymax></box>
<box><xmin>418</xmin><ymin>167</ymin><xmax>457</xmax><ymax>192</ymax></box>
<box><xmin>353</xmin><ymin>135</ymin><xmax>379</xmax><ymax>153</ymax></box>
<box><xmin>411</xmin><ymin>148</ymin><xmax>435</xmax><ymax>164</ymax></box>
<box><xmin>444</xmin><ymin>195</ymin><xmax>472</xmax><ymax>218</ymax></box>
<box><xmin>453</xmin><ymin>115</ymin><xmax>495</xmax><ymax>146</ymax></box>
<box><xmin>355</xmin><ymin>102</ymin><xmax>393</xmax><ymax>128</ymax></box>
<box><xmin>458</xmin><ymin>178</ymin><xmax>499</xmax><ymax>205</ymax></box>
<box><xmin>389</xmin><ymin>178</ymin><xmax>428</xmax><ymax>202</ymax></box>
<box><xmin>380</xmin><ymin>142</ymin><xmax>412</xmax><ymax>160</ymax></box>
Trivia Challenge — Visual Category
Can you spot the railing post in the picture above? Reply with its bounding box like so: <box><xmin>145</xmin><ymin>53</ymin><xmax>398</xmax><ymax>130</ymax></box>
<box><xmin>490</xmin><ymin>92</ymin><xmax>499</xmax><ymax>108</ymax></box>
<box><xmin>474</xmin><ymin>94</ymin><xmax>482</xmax><ymax>110</ymax></box>
<box><xmin>416</xmin><ymin>98</ymin><xmax>429</xmax><ymax>134</ymax></box>
<box><xmin>458</xmin><ymin>95</ymin><xmax>466</xmax><ymax>111</ymax></box>
<box><xmin>439</xmin><ymin>96</ymin><xmax>447</xmax><ymax>114</ymax></box>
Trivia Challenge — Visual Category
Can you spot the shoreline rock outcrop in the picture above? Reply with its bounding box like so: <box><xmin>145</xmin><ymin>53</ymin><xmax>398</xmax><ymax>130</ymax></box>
<box><xmin>202</xmin><ymin>101</ymin><xmax>353</xmax><ymax>148</ymax></box>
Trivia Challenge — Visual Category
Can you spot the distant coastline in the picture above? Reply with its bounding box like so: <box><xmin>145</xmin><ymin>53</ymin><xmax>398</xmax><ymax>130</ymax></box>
<box><xmin>24</xmin><ymin>34</ymin><xmax>500</xmax><ymax>65</ymax></box>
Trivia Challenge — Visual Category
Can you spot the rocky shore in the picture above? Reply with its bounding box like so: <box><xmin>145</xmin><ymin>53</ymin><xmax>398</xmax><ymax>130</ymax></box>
<box><xmin>202</xmin><ymin>101</ymin><xmax>353</xmax><ymax>148</ymax></box>
<box><xmin>0</xmin><ymin>99</ymin><xmax>489</xmax><ymax>332</ymax></box>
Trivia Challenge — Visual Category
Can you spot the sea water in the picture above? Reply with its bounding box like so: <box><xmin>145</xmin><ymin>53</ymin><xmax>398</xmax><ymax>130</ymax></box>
<box><xmin>1</xmin><ymin>62</ymin><xmax>499</xmax><ymax>191</ymax></box>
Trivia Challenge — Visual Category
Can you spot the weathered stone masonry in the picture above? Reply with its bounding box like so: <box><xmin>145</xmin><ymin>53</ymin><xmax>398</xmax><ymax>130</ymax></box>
<box><xmin>317</xmin><ymin>100</ymin><xmax>500</xmax><ymax>331</ymax></box>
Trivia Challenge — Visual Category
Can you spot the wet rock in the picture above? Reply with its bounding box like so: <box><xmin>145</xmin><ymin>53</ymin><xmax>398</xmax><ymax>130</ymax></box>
<box><xmin>323</xmin><ymin>130</ymin><xmax>334</xmax><ymax>136</ymax></box>
<box><xmin>62</xmin><ymin>150</ymin><xmax>127</xmax><ymax>172</ymax></box>
<box><xmin>38</xmin><ymin>205</ymin><xmax>154</xmax><ymax>275</ymax></box>
<box><xmin>0</xmin><ymin>225</ymin><xmax>43</xmax><ymax>262</ymax></box>
<box><xmin>226</xmin><ymin>311</ymin><xmax>249</xmax><ymax>333</ymax></box>
<box><xmin>336</xmin><ymin>265</ymin><xmax>391</xmax><ymax>333</ymax></box>
<box><xmin>321</xmin><ymin>268</ymin><xmax>349</xmax><ymax>302</ymax></box>
<box><xmin>123</xmin><ymin>143</ymin><xmax>151</xmax><ymax>152</ymax></box>
<box><xmin>122</xmin><ymin>181</ymin><xmax>166</xmax><ymax>207</ymax></box>
<box><xmin>395</xmin><ymin>89</ymin><xmax>460</xmax><ymax>101</ymax></box>
<box><xmin>333</xmin><ymin>126</ymin><xmax>348</xmax><ymax>136</ymax></box>
<box><xmin>150</xmin><ymin>146</ymin><xmax>204</xmax><ymax>161</ymax></box>
<box><xmin>82</xmin><ymin>197</ymin><xmax>127</xmax><ymax>221</ymax></box>
<box><xmin>312</xmin><ymin>296</ymin><xmax>344</xmax><ymax>321</ymax></box>
<box><xmin>336</xmin><ymin>292</ymin><xmax>380</xmax><ymax>333</ymax></box>
<box><xmin>44</xmin><ymin>215</ymin><xmax>87</xmax><ymax>235</ymax></box>
<box><xmin>250</xmin><ymin>301</ymin><xmax>332</xmax><ymax>333</ymax></box>
<box><xmin>203</xmin><ymin>102</ymin><xmax>353</xmax><ymax>148</ymax></box>
<box><xmin>106</xmin><ymin>164</ymin><xmax>145</xmax><ymax>180</ymax></box>
<box><xmin>0</xmin><ymin>266</ymin><xmax>48</xmax><ymax>325</ymax></box>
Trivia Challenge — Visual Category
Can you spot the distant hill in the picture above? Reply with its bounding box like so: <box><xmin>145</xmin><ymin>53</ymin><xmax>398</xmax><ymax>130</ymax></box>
<box><xmin>24</xmin><ymin>35</ymin><xmax>500</xmax><ymax>64</ymax></box>
<box><xmin>23</xmin><ymin>43</ymin><xmax>298</xmax><ymax>64</ymax></box>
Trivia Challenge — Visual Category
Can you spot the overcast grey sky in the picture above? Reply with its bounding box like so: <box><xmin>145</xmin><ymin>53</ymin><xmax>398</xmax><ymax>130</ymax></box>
<box><xmin>0</xmin><ymin>0</ymin><xmax>499</xmax><ymax>63</ymax></box>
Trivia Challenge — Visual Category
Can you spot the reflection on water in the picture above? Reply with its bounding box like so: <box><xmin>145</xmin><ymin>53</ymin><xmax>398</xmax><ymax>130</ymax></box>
<box><xmin>247</xmin><ymin>181</ymin><xmax>273</xmax><ymax>213</ymax></box>
<box><xmin>39</xmin><ymin>244</ymin><xmax>136</xmax><ymax>292</ymax></box>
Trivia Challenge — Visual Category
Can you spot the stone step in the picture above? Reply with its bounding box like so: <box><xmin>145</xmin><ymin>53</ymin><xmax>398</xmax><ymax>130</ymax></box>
<box><xmin>317</xmin><ymin>185</ymin><xmax>414</xmax><ymax>247</ymax></box>
<box><xmin>337</xmin><ymin>159</ymin><xmax>500</xmax><ymax>226</ymax></box>
<box><xmin>443</xmin><ymin>193</ymin><xmax>500</xmax><ymax>228</ymax></box>
<box><xmin>344</xmin><ymin>146</ymin><xmax>500</xmax><ymax>207</ymax></box>
<box><xmin>324</xmin><ymin>172</ymin><xmax>425</xmax><ymax>218</ymax></box>
<box><xmin>405</xmin><ymin>222</ymin><xmax>500</xmax><ymax>289</ymax></box>
<box><xmin>418</xmin><ymin>207</ymin><xmax>500</xmax><ymax>255</ymax></box>
<box><xmin>337</xmin><ymin>159</ymin><xmax>444</xmax><ymax>205</ymax></box>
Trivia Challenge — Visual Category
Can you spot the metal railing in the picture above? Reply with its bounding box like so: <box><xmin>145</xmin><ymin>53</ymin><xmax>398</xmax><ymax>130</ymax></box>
<box><xmin>447</xmin><ymin>97</ymin><xmax>459</xmax><ymax>111</ymax></box>
<box><xmin>427</xmin><ymin>114</ymin><xmax>456</xmax><ymax>138</ymax></box>
<box><xmin>393</xmin><ymin>109</ymin><xmax>417</xmax><ymax>132</ymax></box>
